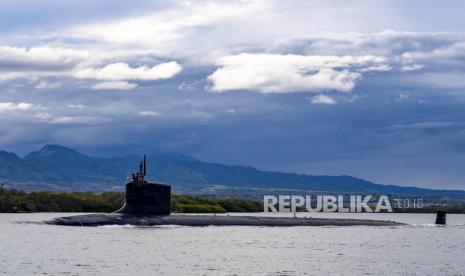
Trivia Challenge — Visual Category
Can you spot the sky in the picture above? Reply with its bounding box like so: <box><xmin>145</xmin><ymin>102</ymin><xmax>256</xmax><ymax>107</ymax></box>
<box><xmin>1</xmin><ymin>0</ymin><xmax>465</xmax><ymax>189</ymax></box>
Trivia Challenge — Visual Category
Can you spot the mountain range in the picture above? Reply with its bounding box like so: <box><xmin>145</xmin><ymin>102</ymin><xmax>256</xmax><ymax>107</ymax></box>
<box><xmin>0</xmin><ymin>144</ymin><xmax>464</xmax><ymax>197</ymax></box>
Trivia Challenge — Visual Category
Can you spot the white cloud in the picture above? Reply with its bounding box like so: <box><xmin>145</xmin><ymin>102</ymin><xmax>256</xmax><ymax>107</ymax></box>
<box><xmin>0</xmin><ymin>45</ymin><xmax>89</xmax><ymax>74</ymax></box>
<box><xmin>0</xmin><ymin>102</ymin><xmax>34</xmax><ymax>112</ymax></box>
<box><xmin>34</xmin><ymin>80</ymin><xmax>62</xmax><ymax>90</ymax></box>
<box><xmin>0</xmin><ymin>45</ymin><xmax>182</xmax><ymax>89</ymax></box>
<box><xmin>139</xmin><ymin>111</ymin><xmax>161</xmax><ymax>117</ymax></box>
<box><xmin>0</xmin><ymin>72</ymin><xmax>34</xmax><ymax>81</ymax></box>
<box><xmin>401</xmin><ymin>41</ymin><xmax>465</xmax><ymax>61</ymax></box>
<box><xmin>360</xmin><ymin>64</ymin><xmax>392</xmax><ymax>72</ymax></box>
<box><xmin>50</xmin><ymin>116</ymin><xmax>112</xmax><ymax>125</ymax></box>
<box><xmin>400</xmin><ymin>64</ymin><xmax>424</xmax><ymax>72</ymax></box>
<box><xmin>70</xmin><ymin>1</ymin><xmax>266</xmax><ymax>46</ymax></box>
<box><xmin>91</xmin><ymin>81</ymin><xmax>138</xmax><ymax>90</ymax></box>
<box><xmin>310</xmin><ymin>95</ymin><xmax>337</xmax><ymax>105</ymax></box>
<box><xmin>208</xmin><ymin>53</ymin><xmax>386</xmax><ymax>93</ymax></box>
<box><xmin>74</xmin><ymin>61</ymin><xmax>182</xmax><ymax>81</ymax></box>
<box><xmin>67</xmin><ymin>104</ymin><xmax>86</xmax><ymax>109</ymax></box>
<box><xmin>1</xmin><ymin>2</ymin><xmax>465</xmax><ymax>94</ymax></box>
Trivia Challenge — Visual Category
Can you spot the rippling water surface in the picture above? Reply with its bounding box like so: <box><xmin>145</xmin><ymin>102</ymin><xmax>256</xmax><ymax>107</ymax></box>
<box><xmin>1</xmin><ymin>212</ymin><xmax>465</xmax><ymax>275</ymax></box>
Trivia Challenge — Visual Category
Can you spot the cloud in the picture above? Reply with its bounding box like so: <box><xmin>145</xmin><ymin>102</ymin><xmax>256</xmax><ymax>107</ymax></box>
<box><xmin>0</xmin><ymin>102</ymin><xmax>34</xmax><ymax>112</ymax></box>
<box><xmin>50</xmin><ymin>116</ymin><xmax>113</xmax><ymax>125</ymax></box>
<box><xmin>70</xmin><ymin>1</ymin><xmax>266</xmax><ymax>46</ymax></box>
<box><xmin>2</xmin><ymin>2</ymin><xmax>465</xmax><ymax>93</ymax></box>
<box><xmin>91</xmin><ymin>81</ymin><xmax>138</xmax><ymax>90</ymax></box>
<box><xmin>310</xmin><ymin>95</ymin><xmax>337</xmax><ymax>105</ymax></box>
<box><xmin>34</xmin><ymin>80</ymin><xmax>62</xmax><ymax>90</ymax></box>
<box><xmin>400</xmin><ymin>64</ymin><xmax>424</xmax><ymax>72</ymax></box>
<box><xmin>0</xmin><ymin>45</ymin><xmax>89</xmax><ymax>74</ymax></box>
<box><xmin>208</xmin><ymin>53</ymin><xmax>387</xmax><ymax>93</ymax></box>
<box><xmin>74</xmin><ymin>61</ymin><xmax>182</xmax><ymax>81</ymax></box>
<box><xmin>139</xmin><ymin>111</ymin><xmax>160</xmax><ymax>117</ymax></box>
<box><xmin>263</xmin><ymin>31</ymin><xmax>465</xmax><ymax>91</ymax></box>
<box><xmin>0</xmin><ymin>45</ymin><xmax>182</xmax><ymax>89</ymax></box>
<box><xmin>401</xmin><ymin>72</ymin><xmax>465</xmax><ymax>89</ymax></box>
<box><xmin>375</xmin><ymin>122</ymin><xmax>460</xmax><ymax>137</ymax></box>
<box><xmin>382</xmin><ymin>122</ymin><xmax>456</xmax><ymax>131</ymax></box>
<box><xmin>67</xmin><ymin>104</ymin><xmax>86</xmax><ymax>109</ymax></box>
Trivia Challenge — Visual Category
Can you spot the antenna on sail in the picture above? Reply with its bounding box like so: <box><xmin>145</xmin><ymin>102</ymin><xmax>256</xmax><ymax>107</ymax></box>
<box><xmin>143</xmin><ymin>154</ymin><xmax>147</xmax><ymax>176</ymax></box>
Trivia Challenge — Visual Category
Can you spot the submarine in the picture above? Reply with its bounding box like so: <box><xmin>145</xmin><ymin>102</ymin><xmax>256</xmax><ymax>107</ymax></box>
<box><xmin>46</xmin><ymin>156</ymin><xmax>404</xmax><ymax>227</ymax></box>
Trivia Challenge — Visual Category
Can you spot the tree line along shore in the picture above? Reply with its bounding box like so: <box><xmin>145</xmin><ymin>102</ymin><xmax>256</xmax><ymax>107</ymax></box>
<box><xmin>0</xmin><ymin>188</ymin><xmax>464</xmax><ymax>214</ymax></box>
<box><xmin>0</xmin><ymin>188</ymin><xmax>261</xmax><ymax>213</ymax></box>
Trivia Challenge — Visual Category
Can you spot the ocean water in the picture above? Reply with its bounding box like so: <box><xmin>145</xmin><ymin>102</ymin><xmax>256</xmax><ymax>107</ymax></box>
<box><xmin>1</xmin><ymin>212</ymin><xmax>465</xmax><ymax>275</ymax></box>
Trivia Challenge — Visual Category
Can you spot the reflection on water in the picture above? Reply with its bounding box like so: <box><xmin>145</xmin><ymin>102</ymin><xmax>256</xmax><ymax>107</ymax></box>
<box><xmin>1</xmin><ymin>213</ymin><xmax>465</xmax><ymax>275</ymax></box>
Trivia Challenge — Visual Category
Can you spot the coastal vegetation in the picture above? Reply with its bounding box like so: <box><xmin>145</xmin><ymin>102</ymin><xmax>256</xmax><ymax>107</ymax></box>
<box><xmin>1</xmin><ymin>188</ymin><xmax>465</xmax><ymax>214</ymax></box>
<box><xmin>393</xmin><ymin>205</ymin><xmax>465</xmax><ymax>214</ymax></box>
<box><xmin>0</xmin><ymin>188</ymin><xmax>262</xmax><ymax>213</ymax></box>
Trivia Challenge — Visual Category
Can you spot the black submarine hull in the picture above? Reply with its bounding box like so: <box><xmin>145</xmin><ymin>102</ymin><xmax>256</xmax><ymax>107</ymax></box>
<box><xmin>46</xmin><ymin>213</ymin><xmax>405</xmax><ymax>227</ymax></box>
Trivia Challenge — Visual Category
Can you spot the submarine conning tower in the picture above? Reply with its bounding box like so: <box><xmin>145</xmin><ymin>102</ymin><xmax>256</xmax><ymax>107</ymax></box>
<box><xmin>116</xmin><ymin>154</ymin><xmax>171</xmax><ymax>215</ymax></box>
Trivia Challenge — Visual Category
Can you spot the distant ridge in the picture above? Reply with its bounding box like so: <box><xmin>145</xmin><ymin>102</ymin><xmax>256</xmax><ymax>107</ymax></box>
<box><xmin>1</xmin><ymin>144</ymin><xmax>464</xmax><ymax>196</ymax></box>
